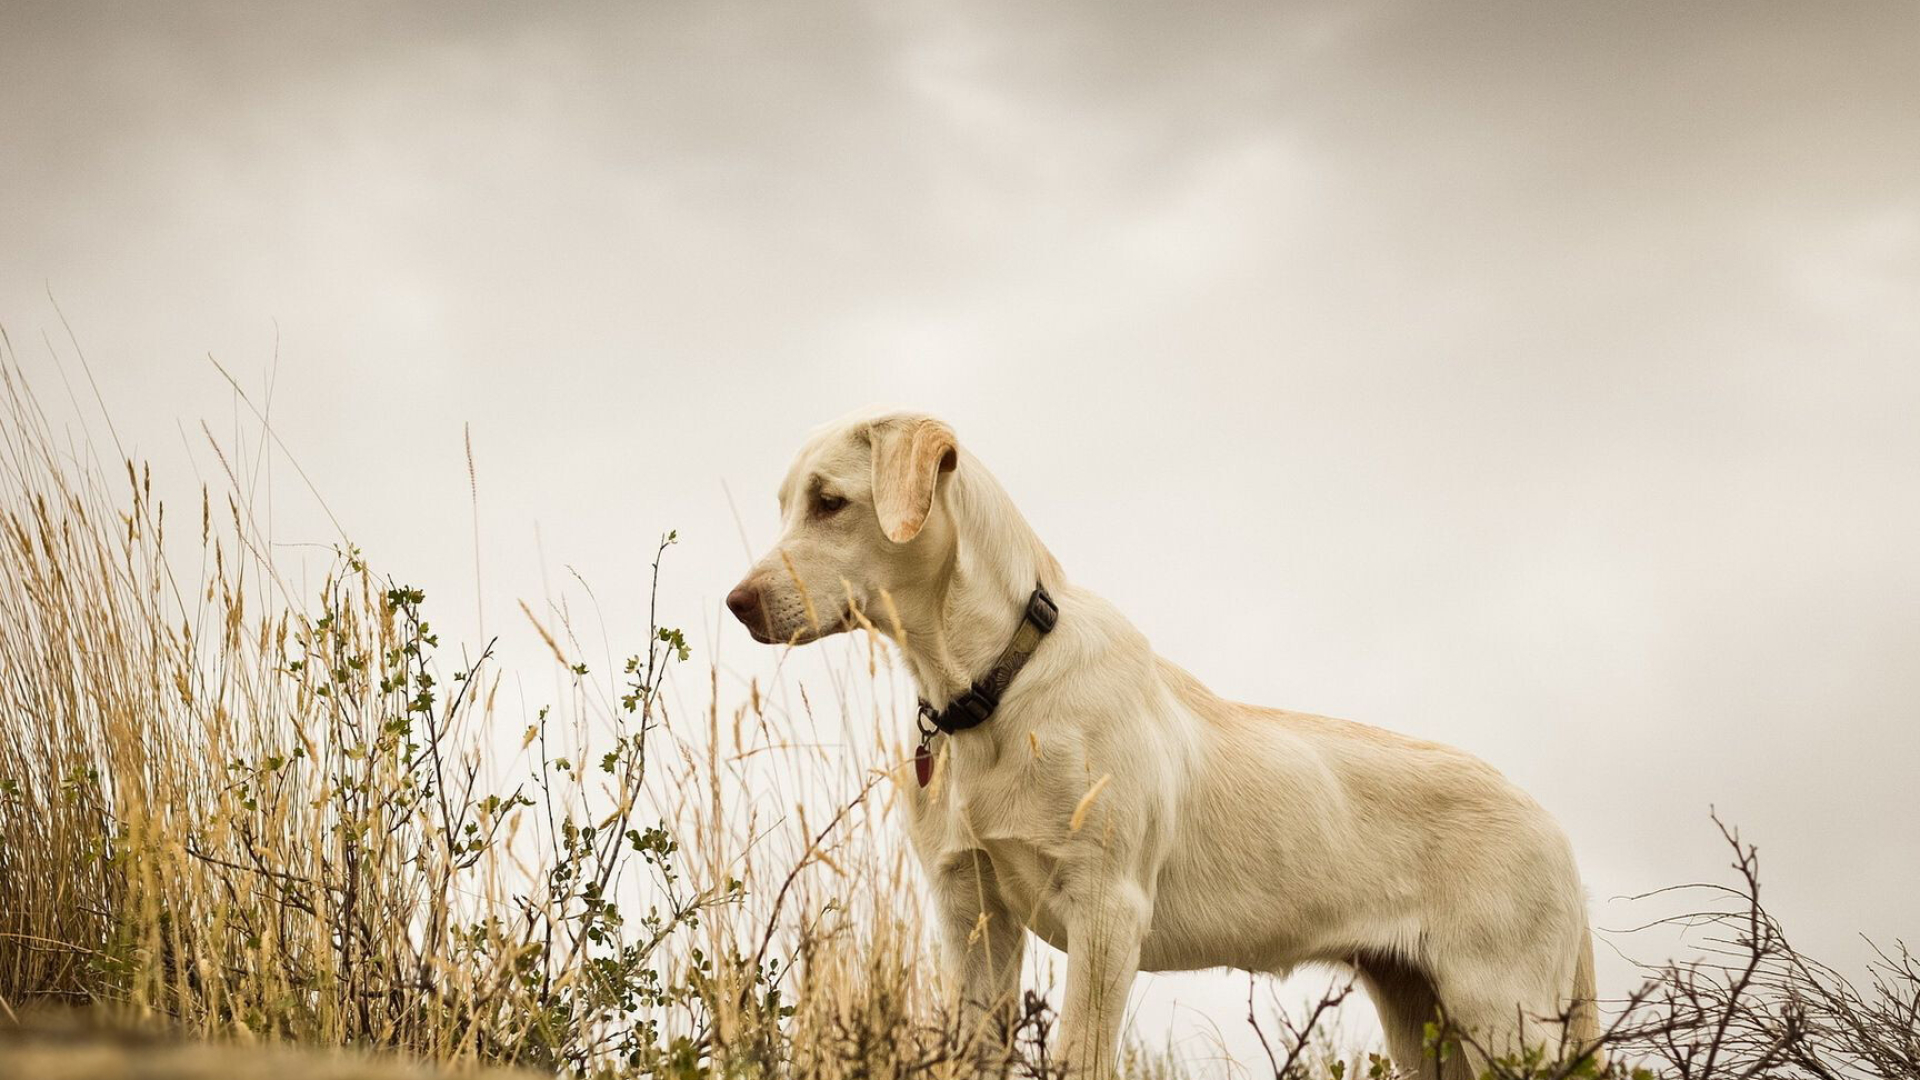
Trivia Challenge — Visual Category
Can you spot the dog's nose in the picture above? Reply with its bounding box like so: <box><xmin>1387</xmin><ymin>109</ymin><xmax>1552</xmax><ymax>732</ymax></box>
<box><xmin>725</xmin><ymin>583</ymin><xmax>761</xmax><ymax>626</ymax></box>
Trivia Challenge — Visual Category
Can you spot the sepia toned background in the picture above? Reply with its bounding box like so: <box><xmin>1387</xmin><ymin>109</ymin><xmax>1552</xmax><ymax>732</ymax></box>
<box><xmin>4</xmin><ymin>1</ymin><xmax>1916</xmax><ymax>1066</ymax></box>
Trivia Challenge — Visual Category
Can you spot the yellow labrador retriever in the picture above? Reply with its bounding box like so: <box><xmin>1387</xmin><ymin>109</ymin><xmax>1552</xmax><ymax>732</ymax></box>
<box><xmin>726</xmin><ymin>409</ymin><xmax>1596</xmax><ymax>1079</ymax></box>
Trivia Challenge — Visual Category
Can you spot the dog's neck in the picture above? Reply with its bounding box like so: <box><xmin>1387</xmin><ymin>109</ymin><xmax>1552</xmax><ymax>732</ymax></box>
<box><xmin>888</xmin><ymin>455</ymin><xmax>1062</xmax><ymax>708</ymax></box>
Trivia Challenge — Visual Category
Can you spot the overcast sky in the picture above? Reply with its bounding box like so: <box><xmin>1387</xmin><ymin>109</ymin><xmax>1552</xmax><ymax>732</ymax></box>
<box><xmin>4</xmin><ymin>0</ymin><xmax>1917</xmax><ymax>1067</ymax></box>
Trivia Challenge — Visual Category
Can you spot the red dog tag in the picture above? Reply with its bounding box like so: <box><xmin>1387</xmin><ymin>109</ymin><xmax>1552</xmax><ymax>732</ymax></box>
<box><xmin>915</xmin><ymin>742</ymin><xmax>933</xmax><ymax>787</ymax></box>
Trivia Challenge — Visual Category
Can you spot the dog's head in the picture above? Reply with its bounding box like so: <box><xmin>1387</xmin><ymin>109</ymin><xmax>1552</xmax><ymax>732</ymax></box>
<box><xmin>726</xmin><ymin>410</ymin><xmax>959</xmax><ymax>644</ymax></box>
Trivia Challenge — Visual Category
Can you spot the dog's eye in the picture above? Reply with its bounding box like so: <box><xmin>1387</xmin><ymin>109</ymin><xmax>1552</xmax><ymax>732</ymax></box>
<box><xmin>815</xmin><ymin>493</ymin><xmax>847</xmax><ymax>515</ymax></box>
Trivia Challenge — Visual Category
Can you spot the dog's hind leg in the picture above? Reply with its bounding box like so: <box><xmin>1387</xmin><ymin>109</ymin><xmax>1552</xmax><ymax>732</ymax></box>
<box><xmin>1426</xmin><ymin>949</ymin><xmax>1574</xmax><ymax>1079</ymax></box>
<box><xmin>1354</xmin><ymin>952</ymin><xmax>1471</xmax><ymax>1080</ymax></box>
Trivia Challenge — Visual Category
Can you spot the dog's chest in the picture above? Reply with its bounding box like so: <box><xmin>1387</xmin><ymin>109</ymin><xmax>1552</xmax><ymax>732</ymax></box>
<box><xmin>905</xmin><ymin>739</ymin><xmax>1041</xmax><ymax>846</ymax></box>
<box><xmin>975</xmin><ymin>836</ymin><xmax>1074</xmax><ymax>947</ymax></box>
<box><xmin>903</xmin><ymin>734</ymin><xmax>1085</xmax><ymax>939</ymax></box>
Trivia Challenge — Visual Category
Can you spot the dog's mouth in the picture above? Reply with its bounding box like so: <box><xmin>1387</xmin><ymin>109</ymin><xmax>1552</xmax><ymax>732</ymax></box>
<box><xmin>745</xmin><ymin>607</ymin><xmax>854</xmax><ymax>646</ymax></box>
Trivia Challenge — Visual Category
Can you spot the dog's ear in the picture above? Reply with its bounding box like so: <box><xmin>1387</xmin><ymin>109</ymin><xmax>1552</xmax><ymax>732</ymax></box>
<box><xmin>870</xmin><ymin>417</ymin><xmax>957</xmax><ymax>543</ymax></box>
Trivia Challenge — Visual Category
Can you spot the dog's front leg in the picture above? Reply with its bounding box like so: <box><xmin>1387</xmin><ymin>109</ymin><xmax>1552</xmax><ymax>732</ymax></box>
<box><xmin>935</xmin><ymin>850</ymin><xmax>1026</xmax><ymax>1074</ymax></box>
<box><xmin>1057</xmin><ymin>880</ymin><xmax>1149</xmax><ymax>1080</ymax></box>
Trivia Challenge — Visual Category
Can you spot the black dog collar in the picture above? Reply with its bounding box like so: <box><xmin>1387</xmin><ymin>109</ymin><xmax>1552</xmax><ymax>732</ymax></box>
<box><xmin>914</xmin><ymin>584</ymin><xmax>1058</xmax><ymax>785</ymax></box>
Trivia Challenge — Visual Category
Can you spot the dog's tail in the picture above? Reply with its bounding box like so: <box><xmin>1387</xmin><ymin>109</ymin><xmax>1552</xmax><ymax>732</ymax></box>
<box><xmin>1568</xmin><ymin>917</ymin><xmax>1601</xmax><ymax>1049</ymax></box>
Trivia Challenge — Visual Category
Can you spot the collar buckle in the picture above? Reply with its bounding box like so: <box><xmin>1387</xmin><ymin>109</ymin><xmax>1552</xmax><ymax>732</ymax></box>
<box><xmin>950</xmin><ymin>687</ymin><xmax>997</xmax><ymax>728</ymax></box>
<box><xmin>920</xmin><ymin>686</ymin><xmax>998</xmax><ymax>735</ymax></box>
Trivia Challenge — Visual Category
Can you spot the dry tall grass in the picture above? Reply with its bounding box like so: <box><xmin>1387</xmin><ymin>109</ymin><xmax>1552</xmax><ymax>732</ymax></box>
<box><xmin>0</xmin><ymin>343</ymin><xmax>997</xmax><ymax>1077</ymax></box>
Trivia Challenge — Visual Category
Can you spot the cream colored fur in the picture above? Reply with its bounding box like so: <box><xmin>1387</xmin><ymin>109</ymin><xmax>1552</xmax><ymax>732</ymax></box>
<box><xmin>729</xmin><ymin>409</ymin><xmax>1598</xmax><ymax>1079</ymax></box>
